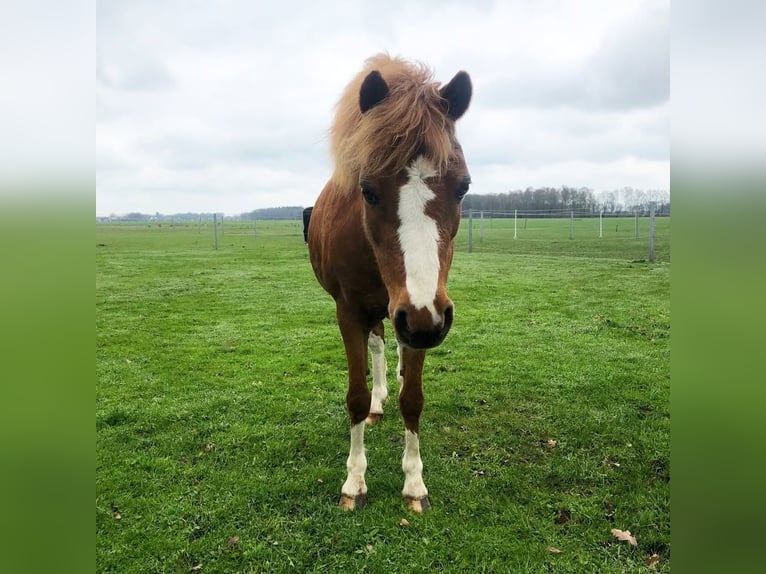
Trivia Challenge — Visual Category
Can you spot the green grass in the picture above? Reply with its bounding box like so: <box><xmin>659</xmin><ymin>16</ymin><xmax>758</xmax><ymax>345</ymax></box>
<box><xmin>97</xmin><ymin>219</ymin><xmax>670</xmax><ymax>573</ymax></box>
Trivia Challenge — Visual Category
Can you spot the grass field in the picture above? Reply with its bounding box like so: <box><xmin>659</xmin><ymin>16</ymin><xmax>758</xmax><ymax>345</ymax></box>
<box><xmin>96</xmin><ymin>218</ymin><xmax>670</xmax><ymax>573</ymax></box>
<box><xmin>458</xmin><ymin>214</ymin><xmax>670</xmax><ymax>262</ymax></box>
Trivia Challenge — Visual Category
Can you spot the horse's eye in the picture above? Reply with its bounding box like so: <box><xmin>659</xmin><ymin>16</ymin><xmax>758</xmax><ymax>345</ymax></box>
<box><xmin>360</xmin><ymin>181</ymin><xmax>380</xmax><ymax>207</ymax></box>
<box><xmin>456</xmin><ymin>178</ymin><xmax>471</xmax><ymax>201</ymax></box>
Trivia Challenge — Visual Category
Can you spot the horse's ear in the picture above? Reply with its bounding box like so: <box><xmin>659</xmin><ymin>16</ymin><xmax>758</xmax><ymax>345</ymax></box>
<box><xmin>440</xmin><ymin>71</ymin><xmax>472</xmax><ymax>120</ymax></box>
<box><xmin>359</xmin><ymin>70</ymin><xmax>389</xmax><ymax>113</ymax></box>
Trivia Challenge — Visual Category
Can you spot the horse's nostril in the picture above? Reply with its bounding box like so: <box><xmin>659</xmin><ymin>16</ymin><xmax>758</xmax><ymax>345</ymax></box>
<box><xmin>395</xmin><ymin>309</ymin><xmax>409</xmax><ymax>334</ymax></box>
<box><xmin>443</xmin><ymin>305</ymin><xmax>454</xmax><ymax>330</ymax></box>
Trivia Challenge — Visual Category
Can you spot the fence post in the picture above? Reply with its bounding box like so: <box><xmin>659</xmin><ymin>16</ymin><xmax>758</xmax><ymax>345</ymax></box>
<box><xmin>569</xmin><ymin>210</ymin><xmax>574</xmax><ymax>240</ymax></box>
<box><xmin>479</xmin><ymin>210</ymin><xmax>484</xmax><ymax>243</ymax></box>
<box><xmin>599</xmin><ymin>208</ymin><xmax>603</xmax><ymax>238</ymax></box>
<box><xmin>514</xmin><ymin>209</ymin><xmax>517</xmax><ymax>239</ymax></box>
<box><xmin>468</xmin><ymin>209</ymin><xmax>473</xmax><ymax>253</ymax></box>
<box><xmin>213</xmin><ymin>213</ymin><xmax>219</xmax><ymax>250</ymax></box>
<box><xmin>649</xmin><ymin>202</ymin><xmax>656</xmax><ymax>262</ymax></box>
<box><xmin>635</xmin><ymin>209</ymin><xmax>639</xmax><ymax>239</ymax></box>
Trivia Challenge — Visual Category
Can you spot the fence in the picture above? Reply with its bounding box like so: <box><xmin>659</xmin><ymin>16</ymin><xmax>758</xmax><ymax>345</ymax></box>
<box><xmin>459</xmin><ymin>207</ymin><xmax>669</xmax><ymax>263</ymax></box>
<box><xmin>213</xmin><ymin>218</ymin><xmax>304</xmax><ymax>238</ymax></box>
<box><xmin>97</xmin><ymin>210</ymin><xmax>669</xmax><ymax>263</ymax></box>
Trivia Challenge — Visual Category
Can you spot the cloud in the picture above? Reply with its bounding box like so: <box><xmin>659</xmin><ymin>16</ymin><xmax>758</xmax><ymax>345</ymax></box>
<box><xmin>462</xmin><ymin>103</ymin><xmax>668</xmax><ymax>171</ymax></box>
<box><xmin>96</xmin><ymin>0</ymin><xmax>669</xmax><ymax>216</ymax></box>
<box><xmin>481</xmin><ymin>1</ymin><xmax>668</xmax><ymax>111</ymax></box>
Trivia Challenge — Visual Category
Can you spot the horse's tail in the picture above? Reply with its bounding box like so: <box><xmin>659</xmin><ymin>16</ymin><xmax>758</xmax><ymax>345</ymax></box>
<box><xmin>302</xmin><ymin>206</ymin><xmax>314</xmax><ymax>243</ymax></box>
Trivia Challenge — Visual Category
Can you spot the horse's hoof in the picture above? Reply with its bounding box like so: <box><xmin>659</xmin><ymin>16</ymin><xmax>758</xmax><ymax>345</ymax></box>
<box><xmin>406</xmin><ymin>496</ymin><xmax>430</xmax><ymax>513</ymax></box>
<box><xmin>365</xmin><ymin>413</ymin><xmax>383</xmax><ymax>425</ymax></box>
<box><xmin>339</xmin><ymin>493</ymin><xmax>367</xmax><ymax>510</ymax></box>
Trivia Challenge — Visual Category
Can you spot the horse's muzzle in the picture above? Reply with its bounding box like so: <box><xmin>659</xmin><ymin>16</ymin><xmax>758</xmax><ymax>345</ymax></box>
<box><xmin>394</xmin><ymin>305</ymin><xmax>454</xmax><ymax>349</ymax></box>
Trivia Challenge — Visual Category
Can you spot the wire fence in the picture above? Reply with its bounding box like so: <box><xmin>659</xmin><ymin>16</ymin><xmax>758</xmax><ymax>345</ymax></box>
<box><xmin>457</xmin><ymin>209</ymin><xmax>670</xmax><ymax>262</ymax></box>
<box><xmin>97</xmin><ymin>209</ymin><xmax>670</xmax><ymax>263</ymax></box>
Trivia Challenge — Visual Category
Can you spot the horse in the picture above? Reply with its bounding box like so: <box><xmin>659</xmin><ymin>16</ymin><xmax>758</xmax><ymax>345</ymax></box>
<box><xmin>307</xmin><ymin>54</ymin><xmax>472</xmax><ymax>512</ymax></box>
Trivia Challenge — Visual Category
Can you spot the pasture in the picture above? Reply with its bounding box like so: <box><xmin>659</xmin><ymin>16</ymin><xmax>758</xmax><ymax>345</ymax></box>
<box><xmin>96</xmin><ymin>218</ymin><xmax>670</xmax><ymax>573</ymax></box>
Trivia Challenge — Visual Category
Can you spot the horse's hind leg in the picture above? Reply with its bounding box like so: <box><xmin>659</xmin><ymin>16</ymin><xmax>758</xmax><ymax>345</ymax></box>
<box><xmin>366</xmin><ymin>322</ymin><xmax>388</xmax><ymax>425</ymax></box>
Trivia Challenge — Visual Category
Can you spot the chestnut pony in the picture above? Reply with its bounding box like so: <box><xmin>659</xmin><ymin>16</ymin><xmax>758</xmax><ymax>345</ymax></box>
<box><xmin>308</xmin><ymin>54</ymin><xmax>472</xmax><ymax>512</ymax></box>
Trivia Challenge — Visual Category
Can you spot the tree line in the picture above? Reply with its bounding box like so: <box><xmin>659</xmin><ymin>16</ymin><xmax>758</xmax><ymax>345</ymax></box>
<box><xmin>462</xmin><ymin>186</ymin><xmax>669</xmax><ymax>217</ymax></box>
<box><xmin>241</xmin><ymin>206</ymin><xmax>305</xmax><ymax>220</ymax></box>
<box><xmin>99</xmin><ymin>186</ymin><xmax>670</xmax><ymax>223</ymax></box>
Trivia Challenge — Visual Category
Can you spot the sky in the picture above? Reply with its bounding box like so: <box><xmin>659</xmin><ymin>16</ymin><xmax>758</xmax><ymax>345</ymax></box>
<box><xmin>96</xmin><ymin>0</ymin><xmax>669</xmax><ymax>217</ymax></box>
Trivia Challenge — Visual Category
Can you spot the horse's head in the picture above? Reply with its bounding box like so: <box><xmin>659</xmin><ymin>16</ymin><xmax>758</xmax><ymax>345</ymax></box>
<box><xmin>356</xmin><ymin>68</ymin><xmax>472</xmax><ymax>349</ymax></box>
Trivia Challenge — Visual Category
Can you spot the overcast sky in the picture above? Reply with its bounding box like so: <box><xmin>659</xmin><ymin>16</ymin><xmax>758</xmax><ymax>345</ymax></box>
<box><xmin>96</xmin><ymin>0</ymin><xmax>669</xmax><ymax>217</ymax></box>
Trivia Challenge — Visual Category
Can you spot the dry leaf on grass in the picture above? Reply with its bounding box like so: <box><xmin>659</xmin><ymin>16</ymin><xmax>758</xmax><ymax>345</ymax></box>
<box><xmin>546</xmin><ymin>546</ymin><xmax>562</xmax><ymax>554</ymax></box>
<box><xmin>398</xmin><ymin>518</ymin><xmax>410</xmax><ymax>527</ymax></box>
<box><xmin>227</xmin><ymin>535</ymin><xmax>240</xmax><ymax>547</ymax></box>
<box><xmin>611</xmin><ymin>528</ymin><xmax>637</xmax><ymax>546</ymax></box>
<box><xmin>546</xmin><ymin>439</ymin><xmax>557</xmax><ymax>448</ymax></box>
<box><xmin>646</xmin><ymin>553</ymin><xmax>660</xmax><ymax>569</ymax></box>
<box><xmin>191</xmin><ymin>564</ymin><xmax>203</xmax><ymax>571</ymax></box>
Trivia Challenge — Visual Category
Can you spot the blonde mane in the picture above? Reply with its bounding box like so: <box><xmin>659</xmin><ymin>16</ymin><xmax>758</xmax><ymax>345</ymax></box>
<box><xmin>330</xmin><ymin>54</ymin><xmax>456</xmax><ymax>192</ymax></box>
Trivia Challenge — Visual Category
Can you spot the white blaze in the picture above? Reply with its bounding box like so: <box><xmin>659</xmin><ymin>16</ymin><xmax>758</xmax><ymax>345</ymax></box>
<box><xmin>397</xmin><ymin>156</ymin><xmax>441</xmax><ymax>324</ymax></box>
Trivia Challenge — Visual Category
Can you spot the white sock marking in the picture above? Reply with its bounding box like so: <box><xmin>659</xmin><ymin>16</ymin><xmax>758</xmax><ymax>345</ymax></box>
<box><xmin>397</xmin><ymin>156</ymin><xmax>441</xmax><ymax>324</ymax></box>
<box><xmin>368</xmin><ymin>332</ymin><xmax>388</xmax><ymax>415</ymax></box>
<box><xmin>402</xmin><ymin>429</ymin><xmax>428</xmax><ymax>499</ymax></box>
<box><xmin>341</xmin><ymin>422</ymin><xmax>367</xmax><ymax>497</ymax></box>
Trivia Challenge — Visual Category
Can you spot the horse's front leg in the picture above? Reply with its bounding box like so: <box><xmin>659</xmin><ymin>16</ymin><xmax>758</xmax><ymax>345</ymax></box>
<box><xmin>398</xmin><ymin>344</ymin><xmax>430</xmax><ymax>512</ymax></box>
<box><xmin>336</xmin><ymin>304</ymin><xmax>371</xmax><ymax>509</ymax></box>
